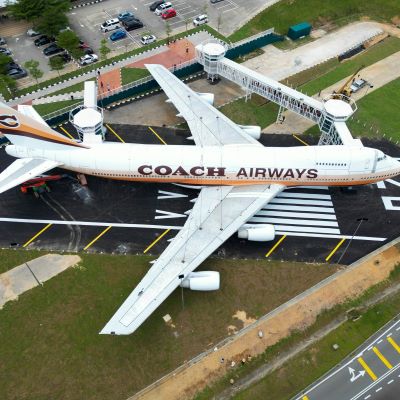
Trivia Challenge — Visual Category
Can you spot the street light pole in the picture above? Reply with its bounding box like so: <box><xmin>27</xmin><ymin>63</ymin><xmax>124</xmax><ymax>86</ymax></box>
<box><xmin>336</xmin><ymin>217</ymin><xmax>368</xmax><ymax>265</ymax></box>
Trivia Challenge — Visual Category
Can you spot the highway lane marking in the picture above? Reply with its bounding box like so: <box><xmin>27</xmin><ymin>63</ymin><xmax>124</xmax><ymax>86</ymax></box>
<box><xmin>387</xmin><ymin>337</ymin><xmax>400</xmax><ymax>354</ymax></box>
<box><xmin>358</xmin><ymin>357</ymin><xmax>377</xmax><ymax>381</ymax></box>
<box><xmin>373</xmin><ymin>346</ymin><xmax>393</xmax><ymax>369</ymax></box>
<box><xmin>388</xmin><ymin>379</ymin><xmax>394</xmax><ymax>384</ymax></box>
<box><xmin>143</xmin><ymin>228</ymin><xmax>170</xmax><ymax>254</ymax></box>
<box><xmin>148</xmin><ymin>126</ymin><xmax>167</xmax><ymax>145</ymax></box>
<box><xmin>59</xmin><ymin>125</ymin><xmax>75</xmax><ymax>140</ymax></box>
<box><xmin>292</xmin><ymin>134</ymin><xmax>309</xmax><ymax>146</ymax></box>
<box><xmin>375</xmin><ymin>387</ymin><xmax>382</xmax><ymax>392</ymax></box>
<box><xmin>265</xmin><ymin>234</ymin><xmax>286</xmax><ymax>257</ymax></box>
<box><xmin>325</xmin><ymin>237</ymin><xmax>346</xmax><ymax>262</ymax></box>
<box><xmin>105</xmin><ymin>124</ymin><xmax>125</xmax><ymax>143</ymax></box>
<box><xmin>22</xmin><ymin>223</ymin><xmax>52</xmax><ymax>247</ymax></box>
<box><xmin>83</xmin><ymin>226</ymin><xmax>112</xmax><ymax>251</ymax></box>
<box><xmin>364</xmin><ymin>396</ymin><xmax>371</xmax><ymax>400</ymax></box>
<box><xmin>377</xmin><ymin>339</ymin><xmax>383</xmax><ymax>344</ymax></box>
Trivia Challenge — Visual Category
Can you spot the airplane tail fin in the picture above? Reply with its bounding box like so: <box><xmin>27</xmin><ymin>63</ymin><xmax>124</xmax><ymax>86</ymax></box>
<box><xmin>0</xmin><ymin>102</ymin><xmax>87</xmax><ymax>149</ymax></box>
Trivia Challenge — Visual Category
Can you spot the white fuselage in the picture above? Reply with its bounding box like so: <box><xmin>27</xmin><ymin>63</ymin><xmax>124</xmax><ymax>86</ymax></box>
<box><xmin>6</xmin><ymin>142</ymin><xmax>400</xmax><ymax>187</ymax></box>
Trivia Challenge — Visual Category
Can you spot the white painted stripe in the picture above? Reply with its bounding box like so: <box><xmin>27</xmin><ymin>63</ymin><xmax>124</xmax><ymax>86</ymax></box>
<box><xmin>273</xmin><ymin>225</ymin><xmax>340</xmax><ymax>234</ymax></box>
<box><xmin>249</xmin><ymin>217</ymin><xmax>338</xmax><ymax>227</ymax></box>
<box><xmin>255</xmin><ymin>210</ymin><xmax>336</xmax><ymax>220</ymax></box>
<box><xmin>263</xmin><ymin>204</ymin><xmax>335</xmax><ymax>213</ymax></box>
<box><xmin>277</xmin><ymin>192</ymin><xmax>331</xmax><ymax>200</ymax></box>
<box><xmin>270</xmin><ymin>198</ymin><xmax>333</xmax><ymax>206</ymax></box>
<box><xmin>388</xmin><ymin>379</ymin><xmax>394</xmax><ymax>384</ymax></box>
<box><xmin>155</xmin><ymin>209</ymin><xmax>187</xmax><ymax>219</ymax></box>
<box><xmin>0</xmin><ymin>217</ymin><xmax>183</xmax><ymax>230</ymax></box>
<box><xmin>275</xmin><ymin>231</ymin><xmax>386</xmax><ymax>241</ymax></box>
<box><xmin>157</xmin><ymin>190</ymin><xmax>188</xmax><ymax>200</ymax></box>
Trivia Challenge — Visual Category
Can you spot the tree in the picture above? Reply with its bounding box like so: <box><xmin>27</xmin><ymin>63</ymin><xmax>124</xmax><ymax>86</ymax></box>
<box><xmin>0</xmin><ymin>74</ymin><xmax>17</xmax><ymax>97</ymax></box>
<box><xmin>0</xmin><ymin>54</ymin><xmax>12</xmax><ymax>74</ymax></box>
<box><xmin>37</xmin><ymin>9</ymin><xmax>69</xmax><ymax>37</ymax></box>
<box><xmin>24</xmin><ymin>59</ymin><xmax>43</xmax><ymax>84</ymax></box>
<box><xmin>99</xmin><ymin>38</ymin><xmax>111</xmax><ymax>60</ymax></box>
<box><xmin>49</xmin><ymin>55</ymin><xmax>64</xmax><ymax>77</ymax></box>
<box><xmin>56</xmin><ymin>30</ymin><xmax>79</xmax><ymax>54</ymax></box>
<box><xmin>8</xmin><ymin>0</ymin><xmax>69</xmax><ymax>23</ymax></box>
<box><xmin>184</xmin><ymin>16</ymin><xmax>191</xmax><ymax>32</ymax></box>
<box><xmin>217</xmin><ymin>12</ymin><xmax>223</xmax><ymax>32</ymax></box>
<box><xmin>165</xmin><ymin>21</ymin><xmax>172</xmax><ymax>44</ymax></box>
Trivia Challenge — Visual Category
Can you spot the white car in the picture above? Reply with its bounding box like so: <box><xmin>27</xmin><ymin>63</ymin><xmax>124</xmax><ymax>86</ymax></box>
<box><xmin>140</xmin><ymin>35</ymin><xmax>157</xmax><ymax>45</ymax></box>
<box><xmin>193</xmin><ymin>14</ymin><xmax>208</xmax><ymax>26</ymax></box>
<box><xmin>27</xmin><ymin>28</ymin><xmax>40</xmax><ymax>37</ymax></box>
<box><xmin>79</xmin><ymin>54</ymin><xmax>98</xmax><ymax>66</ymax></box>
<box><xmin>155</xmin><ymin>2</ymin><xmax>172</xmax><ymax>16</ymax></box>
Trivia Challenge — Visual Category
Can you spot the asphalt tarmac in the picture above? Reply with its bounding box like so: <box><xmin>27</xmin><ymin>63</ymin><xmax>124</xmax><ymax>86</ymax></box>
<box><xmin>0</xmin><ymin>124</ymin><xmax>399</xmax><ymax>266</ymax></box>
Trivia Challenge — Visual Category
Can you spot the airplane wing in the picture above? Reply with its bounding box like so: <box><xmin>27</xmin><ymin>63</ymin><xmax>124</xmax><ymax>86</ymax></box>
<box><xmin>146</xmin><ymin>64</ymin><xmax>262</xmax><ymax>147</ymax></box>
<box><xmin>0</xmin><ymin>158</ymin><xmax>61</xmax><ymax>194</ymax></box>
<box><xmin>100</xmin><ymin>183</ymin><xmax>284</xmax><ymax>335</ymax></box>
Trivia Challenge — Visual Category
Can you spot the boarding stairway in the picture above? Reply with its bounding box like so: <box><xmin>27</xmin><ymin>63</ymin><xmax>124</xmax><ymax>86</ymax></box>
<box><xmin>196</xmin><ymin>41</ymin><xmax>360</xmax><ymax>146</ymax></box>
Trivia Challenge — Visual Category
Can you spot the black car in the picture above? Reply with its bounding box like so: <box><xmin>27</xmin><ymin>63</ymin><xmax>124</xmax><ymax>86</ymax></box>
<box><xmin>43</xmin><ymin>43</ymin><xmax>64</xmax><ymax>56</ymax></box>
<box><xmin>5</xmin><ymin>62</ymin><xmax>20</xmax><ymax>71</ymax></box>
<box><xmin>34</xmin><ymin>35</ymin><xmax>54</xmax><ymax>46</ymax></box>
<box><xmin>149</xmin><ymin>0</ymin><xmax>164</xmax><ymax>11</ymax></box>
<box><xmin>123</xmin><ymin>19</ymin><xmax>144</xmax><ymax>31</ymax></box>
<box><xmin>50</xmin><ymin>52</ymin><xmax>71</xmax><ymax>64</ymax></box>
<box><xmin>7</xmin><ymin>68</ymin><xmax>28</xmax><ymax>79</ymax></box>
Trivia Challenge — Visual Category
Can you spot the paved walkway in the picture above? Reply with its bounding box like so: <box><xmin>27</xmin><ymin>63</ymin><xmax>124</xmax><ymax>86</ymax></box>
<box><xmin>0</xmin><ymin>254</ymin><xmax>81</xmax><ymax>308</ymax></box>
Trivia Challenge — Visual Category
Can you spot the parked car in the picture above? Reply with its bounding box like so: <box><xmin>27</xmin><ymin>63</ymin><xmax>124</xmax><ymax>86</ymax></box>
<box><xmin>34</xmin><ymin>35</ymin><xmax>54</xmax><ymax>46</ymax></box>
<box><xmin>110</xmin><ymin>29</ymin><xmax>127</xmax><ymax>41</ymax></box>
<box><xmin>50</xmin><ymin>52</ymin><xmax>72</xmax><ymax>64</ymax></box>
<box><xmin>118</xmin><ymin>11</ymin><xmax>135</xmax><ymax>21</ymax></box>
<box><xmin>83</xmin><ymin>47</ymin><xmax>94</xmax><ymax>55</ymax></box>
<box><xmin>43</xmin><ymin>43</ymin><xmax>64</xmax><ymax>56</ymax></box>
<box><xmin>0</xmin><ymin>47</ymin><xmax>11</xmax><ymax>56</ymax></box>
<box><xmin>100</xmin><ymin>18</ymin><xmax>121</xmax><ymax>32</ymax></box>
<box><xmin>79</xmin><ymin>40</ymin><xmax>90</xmax><ymax>49</ymax></box>
<box><xmin>0</xmin><ymin>37</ymin><xmax>6</xmax><ymax>45</ymax></box>
<box><xmin>27</xmin><ymin>28</ymin><xmax>41</xmax><ymax>37</ymax></box>
<box><xmin>350</xmin><ymin>78</ymin><xmax>368</xmax><ymax>93</ymax></box>
<box><xmin>7</xmin><ymin>68</ymin><xmax>28</xmax><ymax>79</ymax></box>
<box><xmin>210</xmin><ymin>0</ymin><xmax>224</xmax><ymax>3</ymax></box>
<box><xmin>193</xmin><ymin>14</ymin><xmax>208</xmax><ymax>26</ymax></box>
<box><xmin>79</xmin><ymin>54</ymin><xmax>98</xmax><ymax>66</ymax></box>
<box><xmin>149</xmin><ymin>0</ymin><xmax>164</xmax><ymax>11</ymax></box>
<box><xmin>161</xmin><ymin>8</ymin><xmax>176</xmax><ymax>19</ymax></box>
<box><xmin>140</xmin><ymin>35</ymin><xmax>156</xmax><ymax>45</ymax></box>
<box><xmin>5</xmin><ymin>62</ymin><xmax>20</xmax><ymax>72</ymax></box>
<box><xmin>123</xmin><ymin>18</ymin><xmax>144</xmax><ymax>31</ymax></box>
<box><xmin>155</xmin><ymin>2</ymin><xmax>172</xmax><ymax>15</ymax></box>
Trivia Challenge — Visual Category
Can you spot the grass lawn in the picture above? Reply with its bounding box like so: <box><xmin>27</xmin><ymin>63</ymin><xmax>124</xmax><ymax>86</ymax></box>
<box><xmin>0</xmin><ymin>249</ymin><xmax>48</xmax><ymax>274</ymax></box>
<box><xmin>229</xmin><ymin>0</ymin><xmax>400</xmax><ymax>41</ymax></box>
<box><xmin>120</xmin><ymin>67</ymin><xmax>150</xmax><ymax>85</ymax></box>
<box><xmin>33</xmin><ymin>99</ymin><xmax>81</xmax><ymax>117</ymax></box>
<box><xmin>0</xmin><ymin>250</ymin><xmax>335</xmax><ymax>400</ymax></box>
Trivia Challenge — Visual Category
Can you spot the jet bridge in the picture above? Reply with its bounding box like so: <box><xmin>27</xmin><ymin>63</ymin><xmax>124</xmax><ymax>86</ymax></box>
<box><xmin>196</xmin><ymin>41</ymin><xmax>360</xmax><ymax>146</ymax></box>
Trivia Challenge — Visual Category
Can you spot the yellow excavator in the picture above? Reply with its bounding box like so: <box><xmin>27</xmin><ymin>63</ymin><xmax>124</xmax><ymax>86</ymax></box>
<box><xmin>332</xmin><ymin>65</ymin><xmax>364</xmax><ymax>100</ymax></box>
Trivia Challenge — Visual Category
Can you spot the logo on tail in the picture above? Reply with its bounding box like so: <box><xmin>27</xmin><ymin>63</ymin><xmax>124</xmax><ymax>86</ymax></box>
<box><xmin>0</xmin><ymin>114</ymin><xmax>19</xmax><ymax>129</ymax></box>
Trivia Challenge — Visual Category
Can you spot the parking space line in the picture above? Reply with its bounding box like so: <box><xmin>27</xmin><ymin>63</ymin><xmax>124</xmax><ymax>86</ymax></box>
<box><xmin>325</xmin><ymin>238</ymin><xmax>346</xmax><ymax>262</ymax></box>
<box><xmin>59</xmin><ymin>126</ymin><xmax>75</xmax><ymax>140</ymax></box>
<box><xmin>388</xmin><ymin>337</ymin><xmax>400</xmax><ymax>353</ymax></box>
<box><xmin>358</xmin><ymin>357</ymin><xmax>377</xmax><ymax>381</ymax></box>
<box><xmin>83</xmin><ymin>225</ymin><xmax>112</xmax><ymax>251</ymax></box>
<box><xmin>265</xmin><ymin>234</ymin><xmax>286</xmax><ymax>257</ymax></box>
<box><xmin>23</xmin><ymin>223</ymin><xmax>52</xmax><ymax>248</ymax></box>
<box><xmin>143</xmin><ymin>228</ymin><xmax>171</xmax><ymax>254</ymax></box>
<box><xmin>148</xmin><ymin>126</ymin><xmax>167</xmax><ymax>145</ymax></box>
<box><xmin>105</xmin><ymin>123</ymin><xmax>125</xmax><ymax>143</ymax></box>
<box><xmin>373</xmin><ymin>347</ymin><xmax>393</xmax><ymax>369</ymax></box>
<box><xmin>293</xmin><ymin>134</ymin><xmax>309</xmax><ymax>146</ymax></box>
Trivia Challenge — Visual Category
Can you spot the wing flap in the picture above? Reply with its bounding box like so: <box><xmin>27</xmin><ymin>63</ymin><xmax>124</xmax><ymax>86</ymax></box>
<box><xmin>0</xmin><ymin>158</ymin><xmax>62</xmax><ymax>194</ymax></box>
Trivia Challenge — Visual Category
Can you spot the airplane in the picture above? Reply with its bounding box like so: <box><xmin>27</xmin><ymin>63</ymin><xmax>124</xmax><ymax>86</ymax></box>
<box><xmin>0</xmin><ymin>64</ymin><xmax>399</xmax><ymax>335</ymax></box>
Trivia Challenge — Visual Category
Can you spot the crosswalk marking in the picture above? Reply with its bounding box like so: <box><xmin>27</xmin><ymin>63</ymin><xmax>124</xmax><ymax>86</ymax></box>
<box><xmin>358</xmin><ymin>357</ymin><xmax>377</xmax><ymax>381</ymax></box>
<box><xmin>373</xmin><ymin>347</ymin><xmax>393</xmax><ymax>369</ymax></box>
<box><xmin>387</xmin><ymin>337</ymin><xmax>400</xmax><ymax>353</ymax></box>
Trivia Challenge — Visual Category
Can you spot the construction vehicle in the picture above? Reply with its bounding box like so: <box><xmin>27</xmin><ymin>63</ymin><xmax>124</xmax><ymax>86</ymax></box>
<box><xmin>20</xmin><ymin>174</ymin><xmax>67</xmax><ymax>198</ymax></box>
<box><xmin>332</xmin><ymin>65</ymin><xmax>364</xmax><ymax>100</ymax></box>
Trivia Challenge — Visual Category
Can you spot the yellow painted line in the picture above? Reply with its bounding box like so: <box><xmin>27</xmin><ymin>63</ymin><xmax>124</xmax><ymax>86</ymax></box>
<box><xmin>59</xmin><ymin>125</ymin><xmax>74</xmax><ymax>140</ymax></box>
<box><xmin>387</xmin><ymin>337</ymin><xmax>400</xmax><ymax>354</ymax></box>
<box><xmin>292</xmin><ymin>134</ymin><xmax>309</xmax><ymax>146</ymax></box>
<box><xmin>357</xmin><ymin>357</ymin><xmax>377</xmax><ymax>381</ymax></box>
<box><xmin>83</xmin><ymin>226</ymin><xmax>112</xmax><ymax>251</ymax></box>
<box><xmin>23</xmin><ymin>223</ymin><xmax>52</xmax><ymax>248</ymax></box>
<box><xmin>148</xmin><ymin>126</ymin><xmax>167</xmax><ymax>145</ymax></box>
<box><xmin>265</xmin><ymin>235</ymin><xmax>286</xmax><ymax>258</ymax></box>
<box><xmin>143</xmin><ymin>229</ymin><xmax>171</xmax><ymax>254</ymax></box>
<box><xmin>105</xmin><ymin>123</ymin><xmax>125</xmax><ymax>143</ymax></box>
<box><xmin>325</xmin><ymin>238</ymin><xmax>346</xmax><ymax>262</ymax></box>
<box><xmin>373</xmin><ymin>346</ymin><xmax>393</xmax><ymax>369</ymax></box>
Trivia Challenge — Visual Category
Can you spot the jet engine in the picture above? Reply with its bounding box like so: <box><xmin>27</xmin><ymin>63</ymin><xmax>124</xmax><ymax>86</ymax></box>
<box><xmin>196</xmin><ymin>92</ymin><xmax>214</xmax><ymax>105</ymax></box>
<box><xmin>179</xmin><ymin>271</ymin><xmax>220</xmax><ymax>291</ymax></box>
<box><xmin>238</xmin><ymin>125</ymin><xmax>261</xmax><ymax>140</ymax></box>
<box><xmin>237</xmin><ymin>224</ymin><xmax>275</xmax><ymax>241</ymax></box>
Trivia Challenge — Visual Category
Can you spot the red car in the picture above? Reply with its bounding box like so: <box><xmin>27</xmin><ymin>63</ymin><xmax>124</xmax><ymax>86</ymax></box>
<box><xmin>161</xmin><ymin>8</ymin><xmax>176</xmax><ymax>19</ymax></box>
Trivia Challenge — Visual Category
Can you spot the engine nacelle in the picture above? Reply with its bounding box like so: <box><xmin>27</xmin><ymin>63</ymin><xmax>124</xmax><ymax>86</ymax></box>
<box><xmin>180</xmin><ymin>271</ymin><xmax>220</xmax><ymax>291</ymax></box>
<box><xmin>196</xmin><ymin>92</ymin><xmax>214</xmax><ymax>106</ymax></box>
<box><xmin>238</xmin><ymin>125</ymin><xmax>261</xmax><ymax>140</ymax></box>
<box><xmin>238</xmin><ymin>224</ymin><xmax>275</xmax><ymax>242</ymax></box>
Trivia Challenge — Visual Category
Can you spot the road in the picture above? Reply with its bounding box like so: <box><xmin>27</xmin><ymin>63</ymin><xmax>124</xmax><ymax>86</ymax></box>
<box><xmin>295</xmin><ymin>316</ymin><xmax>400</xmax><ymax>400</ymax></box>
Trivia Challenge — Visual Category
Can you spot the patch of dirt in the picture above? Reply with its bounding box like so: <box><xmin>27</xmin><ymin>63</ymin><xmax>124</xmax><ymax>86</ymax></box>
<box><xmin>232</xmin><ymin>310</ymin><xmax>256</xmax><ymax>328</ymax></box>
<box><xmin>391</xmin><ymin>16</ymin><xmax>400</xmax><ymax>26</ymax></box>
